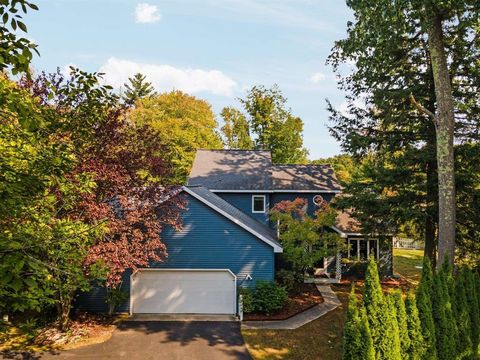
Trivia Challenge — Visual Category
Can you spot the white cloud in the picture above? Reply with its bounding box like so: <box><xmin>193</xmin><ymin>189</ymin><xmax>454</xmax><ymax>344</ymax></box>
<box><xmin>135</xmin><ymin>3</ymin><xmax>161</xmax><ymax>23</ymax></box>
<box><xmin>98</xmin><ymin>57</ymin><xmax>237</xmax><ymax>96</ymax></box>
<box><xmin>309</xmin><ymin>72</ymin><xmax>326</xmax><ymax>84</ymax></box>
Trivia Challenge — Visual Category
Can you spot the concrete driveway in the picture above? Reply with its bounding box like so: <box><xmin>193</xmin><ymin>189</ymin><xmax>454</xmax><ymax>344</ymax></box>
<box><xmin>1</xmin><ymin>321</ymin><xmax>251</xmax><ymax>360</ymax></box>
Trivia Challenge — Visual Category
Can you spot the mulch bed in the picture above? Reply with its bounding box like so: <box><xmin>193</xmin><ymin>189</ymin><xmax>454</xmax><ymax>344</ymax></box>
<box><xmin>34</xmin><ymin>313</ymin><xmax>118</xmax><ymax>349</ymax></box>
<box><xmin>244</xmin><ymin>283</ymin><xmax>324</xmax><ymax>321</ymax></box>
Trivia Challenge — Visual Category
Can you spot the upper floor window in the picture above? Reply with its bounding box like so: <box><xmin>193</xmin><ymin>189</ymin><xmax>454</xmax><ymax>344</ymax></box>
<box><xmin>313</xmin><ymin>194</ymin><xmax>326</xmax><ymax>207</ymax></box>
<box><xmin>252</xmin><ymin>195</ymin><xmax>266</xmax><ymax>213</ymax></box>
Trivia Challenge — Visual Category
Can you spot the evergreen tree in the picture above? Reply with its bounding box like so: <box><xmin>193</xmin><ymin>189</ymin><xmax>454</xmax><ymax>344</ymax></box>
<box><xmin>416</xmin><ymin>258</ymin><xmax>437</xmax><ymax>359</ymax></box>
<box><xmin>393</xmin><ymin>290</ymin><xmax>411</xmax><ymax>359</ymax></box>
<box><xmin>327</xmin><ymin>0</ymin><xmax>480</xmax><ymax>265</ymax></box>
<box><xmin>464</xmin><ymin>269</ymin><xmax>480</xmax><ymax>357</ymax></box>
<box><xmin>454</xmin><ymin>268</ymin><xmax>473</xmax><ymax>359</ymax></box>
<box><xmin>386</xmin><ymin>293</ymin><xmax>403</xmax><ymax>360</ymax></box>
<box><xmin>405</xmin><ymin>292</ymin><xmax>427</xmax><ymax>360</ymax></box>
<box><xmin>123</xmin><ymin>73</ymin><xmax>156</xmax><ymax>105</ymax></box>
<box><xmin>364</xmin><ymin>258</ymin><xmax>401</xmax><ymax>360</ymax></box>
<box><xmin>437</xmin><ymin>259</ymin><xmax>459</xmax><ymax>357</ymax></box>
<box><xmin>342</xmin><ymin>284</ymin><xmax>376</xmax><ymax>360</ymax></box>
<box><xmin>431</xmin><ymin>273</ymin><xmax>457</xmax><ymax>360</ymax></box>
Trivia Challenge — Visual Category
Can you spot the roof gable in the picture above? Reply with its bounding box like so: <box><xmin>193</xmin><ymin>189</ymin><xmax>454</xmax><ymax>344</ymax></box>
<box><xmin>182</xmin><ymin>186</ymin><xmax>283</xmax><ymax>253</ymax></box>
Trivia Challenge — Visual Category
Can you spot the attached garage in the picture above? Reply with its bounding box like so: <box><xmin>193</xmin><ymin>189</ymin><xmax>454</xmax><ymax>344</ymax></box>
<box><xmin>130</xmin><ymin>269</ymin><xmax>237</xmax><ymax>315</ymax></box>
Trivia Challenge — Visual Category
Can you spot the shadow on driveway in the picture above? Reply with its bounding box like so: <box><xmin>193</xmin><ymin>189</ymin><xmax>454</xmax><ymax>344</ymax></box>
<box><xmin>2</xmin><ymin>321</ymin><xmax>251</xmax><ymax>360</ymax></box>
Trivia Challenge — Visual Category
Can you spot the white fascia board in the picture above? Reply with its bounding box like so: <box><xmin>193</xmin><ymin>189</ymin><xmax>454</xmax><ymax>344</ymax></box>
<box><xmin>182</xmin><ymin>186</ymin><xmax>283</xmax><ymax>253</ymax></box>
<box><xmin>331</xmin><ymin>226</ymin><xmax>348</xmax><ymax>238</ymax></box>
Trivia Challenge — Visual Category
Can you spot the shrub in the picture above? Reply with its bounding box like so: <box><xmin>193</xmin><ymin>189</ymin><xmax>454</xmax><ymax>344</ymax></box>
<box><xmin>431</xmin><ymin>273</ymin><xmax>457</xmax><ymax>360</ymax></box>
<box><xmin>342</xmin><ymin>284</ymin><xmax>375</xmax><ymax>360</ymax></box>
<box><xmin>416</xmin><ymin>258</ymin><xmax>437</xmax><ymax>359</ymax></box>
<box><xmin>239</xmin><ymin>287</ymin><xmax>254</xmax><ymax>314</ymax></box>
<box><xmin>106</xmin><ymin>287</ymin><xmax>128</xmax><ymax>315</ymax></box>
<box><xmin>252</xmin><ymin>281</ymin><xmax>288</xmax><ymax>315</ymax></box>
<box><xmin>363</xmin><ymin>257</ymin><xmax>401</xmax><ymax>360</ymax></box>
<box><xmin>405</xmin><ymin>292</ymin><xmax>426</xmax><ymax>360</ymax></box>
<box><xmin>276</xmin><ymin>269</ymin><xmax>301</xmax><ymax>293</ymax></box>
<box><xmin>392</xmin><ymin>290</ymin><xmax>410</xmax><ymax>358</ymax></box>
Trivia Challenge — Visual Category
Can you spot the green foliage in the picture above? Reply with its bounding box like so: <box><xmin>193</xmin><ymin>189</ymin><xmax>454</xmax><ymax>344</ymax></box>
<box><xmin>239</xmin><ymin>287</ymin><xmax>254</xmax><ymax>314</ymax></box>
<box><xmin>453</xmin><ymin>269</ymin><xmax>473</xmax><ymax>359</ymax></box>
<box><xmin>122</xmin><ymin>73</ymin><xmax>156</xmax><ymax>106</ymax></box>
<box><xmin>405</xmin><ymin>292</ymin><xmax>427</xmax><ymax>360</ymax></box>
<box><xmin>463</xmin><ymin>269</ymin><xmax>480</xmax><ymax>358</ymax></box>
<box><xmin>416</xmin><ymin>258</ymin><xmax>438</xmax><ymax>359</ymax></box>
<box><xmin>327</xmin><ymin>0</ymin><xmax>480</xmax><ymax>262</ymax></box>
<box><xmin>129</xmin><ymin>90</ymin><xmax>223</xmax><ymax>183</ymax></box>
<box><xmin>106</xmin><ymin>287</ymin><xmax>128</xmax><ymax>315</ymax></box>
<box><xmin>392</xmin><ymin>290</ymin><xmax>410</xmax><ymax>359</ymax></box>
<box><xmin>431</xmin><ymin>272</ymin><xmax>457</xmax><ymax>360</ymax></box>
<box><xmin>220</xmin><ymin>107</ymin><xmax>254</xmax><ymax>149</ymax></box>
<box><xmin>251</xmin><ymin>281</ymin><xmax>287</xmax><ymax>315</ymax></box>
<box><xmin>342</xmin><ymin>285</ymin><xmax>375</xmax><ymax>360</ymax></box>
<box><xmin>0</xmin><ymin>0</ymin><xmax>39</xmax><ymax>75</ymax></box>
<box><xmin>312</xmin><ymin>154</ymin><xmax>355</xmax><ymax>184</ymax></box>
<box><xmin>275</xmin><ymin>269</ymin><xmax>303</xmax><ymax>294</ymax></box>
<box><xmin>270</xmin><ymin>198</ymin><xmax>343</xmax><ymax>280</ymax></box>
<box><xmin>364</xmin><ymin>258</ymin><xmax>401</xmax><ymax>360</ymax></box>
<box><xmin>221</xmin><ymin>85</ymin><xmax>308</xmax><ymax>164</ymax></box>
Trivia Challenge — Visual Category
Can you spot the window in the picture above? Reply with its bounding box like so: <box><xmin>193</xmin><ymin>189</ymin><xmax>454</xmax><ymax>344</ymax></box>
<box><xmin>347</xmin><ymin>238</ymin><xmax>379</xmax><ymax>261</ymax></box>
<box><xmin>313</xmin><ymin>194</ymin><xmax>325</xmax><ymax>207</ymax></box>
<box><xmin>252</xmin><ymin>195</ymin><xmax>266</xmax><ymax>213</ymax></box>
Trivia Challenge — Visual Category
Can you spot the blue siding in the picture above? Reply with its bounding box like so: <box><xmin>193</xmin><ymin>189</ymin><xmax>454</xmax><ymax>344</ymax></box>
<box><xmin>217</xmin><ymin>193</ymin><xmax>270</xmax><ymax>225</ymax></box>
<box><xmin>270</xmin><ymin>193</ymin><xmax>335</xmax><ymax>217</ymax></box>
<box><xmin>76</xmin><ymin>193</ymin><xmax>275</xmax><ymax>313</ymax></box>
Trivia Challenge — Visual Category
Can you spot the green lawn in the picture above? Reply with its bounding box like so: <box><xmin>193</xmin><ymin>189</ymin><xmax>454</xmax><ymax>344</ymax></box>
<box><xmin>243</xmin><ymin>249</ymin><xmax>425</xmax><ymax>360</ymax></box>
<box><xmin>242</xmin><ymin>285</ymin><xmax>350</xmax><ymax>360</ymax></box>
<box><xmin>392</xmin><ymin>248</ymin><xmax>424</xmax><ymax>286</ymax></box>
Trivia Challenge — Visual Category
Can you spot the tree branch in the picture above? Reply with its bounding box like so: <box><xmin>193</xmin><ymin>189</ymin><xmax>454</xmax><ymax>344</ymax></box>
<box><xmin>409</xmin><ymin>94</ymin><xmax>436</xmax><ymax>120</ymax></box>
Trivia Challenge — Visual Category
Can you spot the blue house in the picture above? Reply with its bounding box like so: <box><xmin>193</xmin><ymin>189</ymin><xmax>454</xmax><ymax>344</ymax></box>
<box><xmin>77</xmin><ymin>150</ymin><xmax>390</xmax><ymax>316</ymax></box>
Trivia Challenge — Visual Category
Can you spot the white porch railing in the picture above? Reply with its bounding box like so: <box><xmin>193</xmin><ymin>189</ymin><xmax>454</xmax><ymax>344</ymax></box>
<box><xmin>393</xmin><ymin>237</ymin><xmax>424</xmax><ymax>250</ymax></box>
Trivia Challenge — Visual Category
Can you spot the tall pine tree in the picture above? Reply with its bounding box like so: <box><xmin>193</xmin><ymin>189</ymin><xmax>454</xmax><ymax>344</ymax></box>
<box><xmin>123</xmin><ymin>73</ymin><xmax>156</xmax><ymax>106</ymax></box>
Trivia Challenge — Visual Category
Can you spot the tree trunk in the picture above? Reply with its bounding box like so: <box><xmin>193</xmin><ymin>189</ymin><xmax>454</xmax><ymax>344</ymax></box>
<box><xmin>56</xmin><ymin>294</ymin><xmax>73</xmax><ymax>332</ymax></box>
<box><xmin>426</xmin><ymin>11</ymin><xmax>456</xmax><ymax>269</ymax></box>
<box><xmin>424</xmin><ymin>128</ymin><xmax>438</xmax><ymax>265</ymax></box>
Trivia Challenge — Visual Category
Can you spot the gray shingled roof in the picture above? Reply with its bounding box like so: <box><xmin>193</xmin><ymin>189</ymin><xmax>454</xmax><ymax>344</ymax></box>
<box><xmin>183</xmin><ymin>186</ymin><xmax>282</xmax><ymax>252</ymax></box>
<box><xmin>188</xmin><ymin>150</ymin><xmax>341</xmax><ymax>192</ymax></box>
<box><xmin>188</xmin><ymin>150</ymin><xmax>273</xmax><ymax>190</ymax></box>
<box><xmin>271</xmin><ymin>165</ymin><xmax>342</xmax><ymax>192</ymax></box>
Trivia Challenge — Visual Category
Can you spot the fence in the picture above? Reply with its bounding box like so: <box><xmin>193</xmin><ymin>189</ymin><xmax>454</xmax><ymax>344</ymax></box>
<box><xmin>393</xmin><ymin>237</ymin><xmax>424</xmax><ymax>250</ymax></box>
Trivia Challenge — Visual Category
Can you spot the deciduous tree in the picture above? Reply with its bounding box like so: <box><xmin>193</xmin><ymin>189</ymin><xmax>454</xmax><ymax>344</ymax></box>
<box><xmin>128</xmin><ymin>90</ymin><xmax>223</xmax><ymax>183</ymax></box>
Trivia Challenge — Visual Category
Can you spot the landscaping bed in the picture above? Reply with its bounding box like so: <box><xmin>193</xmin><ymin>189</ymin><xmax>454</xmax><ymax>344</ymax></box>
<box><xmin>244</xmin><ymin>283</ymin><xmax>323</xmax><ymax>321</ymax></box>
<box><xmin>0</xmin><ymin>313</ymin><xmax>125</xmax><ymax>355</ymax></box>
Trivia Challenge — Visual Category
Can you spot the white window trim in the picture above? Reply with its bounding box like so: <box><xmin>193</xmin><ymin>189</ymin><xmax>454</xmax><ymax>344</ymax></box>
<box><xmin>252</xmin><ymin>195</ymin><xmax>266</xmax><ymax>213</ymax></box>
<box><xmin>347</xmin><ymin>238</ymin><xmax>380</xmax><ymax>261</ymax></box>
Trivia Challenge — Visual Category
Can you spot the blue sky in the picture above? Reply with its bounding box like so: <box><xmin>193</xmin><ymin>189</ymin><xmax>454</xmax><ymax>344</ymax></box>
<box><xmin>24</xmin><ymin>0</ymin><xmax>353</xmax><ymax>159</ymax></box>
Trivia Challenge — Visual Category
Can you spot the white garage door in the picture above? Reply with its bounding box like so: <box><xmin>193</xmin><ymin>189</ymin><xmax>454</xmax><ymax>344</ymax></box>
<box><xmin>131</xmin><ymin>269</ymin><xmax>236</xmax><ymax>315</ymax></box>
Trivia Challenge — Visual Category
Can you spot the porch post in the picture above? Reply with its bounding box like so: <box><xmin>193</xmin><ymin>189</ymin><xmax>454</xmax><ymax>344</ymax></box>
<box><xmin>335</xmin><ymin>252</ymin><xmax>342</xmax><ymax>282</ymax></box>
